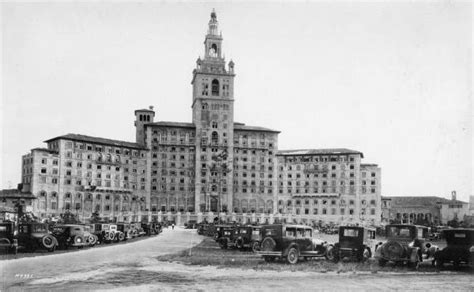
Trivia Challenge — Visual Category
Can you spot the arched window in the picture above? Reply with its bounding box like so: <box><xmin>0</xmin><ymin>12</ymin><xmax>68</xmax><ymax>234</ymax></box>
<box><xmin>211</xmin><ymin>79</ymin><xmax>219</xmax><ymax>96</ymax></box>
<box><xmin>211</xmin><ymin>121</ymin><xmax>218</xmax><ymax>129</ymax></box>
<box><xmin>209</xmin><ymin>43</ymin><xmax>218</xmax><ymax>57</ymax></box>
<box><xmin>202</xmin><ymin>103</ymin><xmax>208</xmax><ymax>110</ymax></box>
<box><xmin>211</xmin><ymin>131</ymin><xmax>219</xmax><ymax>145</ymax></box>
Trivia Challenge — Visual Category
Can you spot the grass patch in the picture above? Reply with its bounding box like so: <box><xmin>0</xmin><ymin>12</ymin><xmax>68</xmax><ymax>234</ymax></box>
<box><xmin>156</xmin><ymin>237</ymin><xmax>450</xmax><ymax>273</ymax></box>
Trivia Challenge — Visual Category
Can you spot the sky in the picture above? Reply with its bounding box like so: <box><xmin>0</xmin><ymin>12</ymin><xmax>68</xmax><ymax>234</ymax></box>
<box><xmin>1</xmin><ymin>1</ymin><xmax>472</xmax><ymax>202</ymax></box>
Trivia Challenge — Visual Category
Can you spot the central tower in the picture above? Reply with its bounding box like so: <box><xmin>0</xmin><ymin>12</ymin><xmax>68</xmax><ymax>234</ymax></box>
<box><xmin>192</xmin><ymin>10</ymin><xmax>235</xmax><ymax>214</ymax></box>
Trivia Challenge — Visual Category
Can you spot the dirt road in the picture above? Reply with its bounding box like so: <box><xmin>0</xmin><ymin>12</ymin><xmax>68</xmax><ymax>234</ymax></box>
<box><xmin>1</xmin><ymin>228</ymin><xmax>472</xmax><ymax>291</ymax></box>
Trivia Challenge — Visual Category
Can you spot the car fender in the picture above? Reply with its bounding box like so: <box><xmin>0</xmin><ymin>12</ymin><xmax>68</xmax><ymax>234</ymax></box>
<box><xmin>374</xmin><ymin>243</ymin><xmax>384</xmax><ymax>258</ymax></box>
<box><xmin>410</xmin><ymin>247</ymin><xmax>419</xmax><ymax>262</ymax></box>
<box><xmin>283</xmin><ymin>243</ymin><xmax>299</xmax><ymax>257</ymax></box>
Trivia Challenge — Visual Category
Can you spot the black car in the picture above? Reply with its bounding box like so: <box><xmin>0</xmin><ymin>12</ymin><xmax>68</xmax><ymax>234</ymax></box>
<box><xmin>141</xmin><ymin>222</ymin><xmax>162</xmax><ymax>236</ymax></box>
<box><xmin>17</xmin><ymin>222</ymin><xmax>58</xmax><ymax>252</ymax></box>
<box><xmin>433</xmin><ymin>228</ymin><xmax>474</xmax><ymax>268</ymax></box>
<box><xmin>0</xmin><ymin>222</ymin><xmax>18</xmax><ymax>254</ymax></box>
<box><xmin>51</xmin><ymin>224</ymin><xmax>88</xmax><ymax>249</ymax></box>
<box><xmin>374</xmin><ymin>224</ymin><xmax>428</xmax><ymax>268</ymax></box>
<box><xmin>216</xmin><ymin>225</ymin><xmax>237</xmax><ymax>249</ymax></box>
<box><xmin>233</xmin><ymin>225</ymin><xmax>262</xmax><ymax>252</ymax></box>
<box><xmin>257</xmin><ymin>224</ymin><xmax>332</xmax><ymax>264</ymax></box>
<box><xmin>330</xmin><ymin>226</ymin><xmax>375</xmax><ymax>262</ymax></box>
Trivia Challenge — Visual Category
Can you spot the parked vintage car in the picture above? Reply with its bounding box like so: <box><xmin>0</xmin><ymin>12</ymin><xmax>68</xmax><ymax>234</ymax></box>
<box><xmin>330</xmin><ymin>226</ymin><xmax>376</xmax><ymax>262</ymax></box>
<box><xmin>130</xmin><ymin>222</ymin><xmax>146</xmax><ymax>237</ymax></box>
<box><xmin>107</xmin><ymin>224</ymin><xmax>125</xmax><ymax>242</ymax></box>
<box><xmin>374</xmin><ymin>224</ymin><xmax>428</xmax><ymax>267</ymax></box>
<box><xmin>233</xmin><ymin>225</ymin><xmax>262</xmax><ymax>252</ymax></box>
<box><xmin>257</xmin><ymin>224</ymin><xmax>332</xmax><ymax>264</ymax></box>
<box><xmin>432</xmin><ymin>228</ymin><xmax>474</xmax><ymax>268</ymax></box>
<box><xmin>0</xmin><ymin>221</ymin><xmax>18</xmax><ymax>254</ymax></box>
<box><xmin>140</xmin><ymin>222</ymin><xmax>159</xmax><ymax>236</ymax></box>
<box><xmin>185</xmin><ymin>220</ymin><xmax>198</xmax><ymax>229</ymax></box>
<box><xmin>213</xmin><ymin>224</ymin><xmax>227</xmax><ymax>241</ymax></box>
<box><xmin>83</xmin><ymin>224</ymin><xmax>97</xmax><ymax>246</ymax></box>
<box><xmin>116</xmin><ymin>223</ymin><xmax>133</xmax><ymax>240</ymax></box>
<box><xmin>91</xmin><ymin>223</ymin><xmax>113</xmax><ymax>244</ymax></box>
<box><xmin>197</xmin><ymin>223</ymin><xmax>207</xmax><ymax>235</ymax></box>
<box><xmin>52</xmin><ymin>224</ymin><xmax>88</xmax><ymax>249</ymax></box>
<box><xmin>17</xmin><ymin>222</ymin><xmax>58</xmax><ymax>252</ymax></box>
<box><xmin>216</xmin><ymin>225</ymin><xmax>237</xmax><ymax>249</ymax></box>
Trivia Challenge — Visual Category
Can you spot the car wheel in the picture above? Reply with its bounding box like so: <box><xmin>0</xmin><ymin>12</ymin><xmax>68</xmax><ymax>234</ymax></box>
<box><xmin>42</xmin><ymin>235</ymin><xmax>56</xmax><ymax>250</ymax></box>
<box><xmin>287</xmin><ymin>247</ymin><xmax>299</xmax><ymax>265</ymax></box>
<box><xmin>90</xmin><ymin>235</ymin><xmax>98</xmax><ymax>246</ymax></box>
<box><xmin>326</xmin><ymin>246</ymin><xmax>337</xmax><ymax>262</ymax></box>
<box><xmin>251</xmin><ymin>241</ymin><xmax>260</xmax><ymax>253</ymax></box>
<box><xmin>261</xmin><ymin>237</ymin><xmax>276</xmax><ymax>252</ymax></box>
<box><xmin>219</xmin><ymin>239</ymin><xmax>228</xmax><ymax>249</ymax></box>
<box><xmin>378</xmin><ymin>258</ymin><xmax>388</xmax><ymax>267</ymax></box>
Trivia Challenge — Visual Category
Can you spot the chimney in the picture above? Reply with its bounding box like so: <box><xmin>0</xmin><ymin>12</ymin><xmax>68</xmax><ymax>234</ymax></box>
<box><xmin>451</xmin><ymin>191</ymin><xmax>457</xmax><ymax>201</ymax></box>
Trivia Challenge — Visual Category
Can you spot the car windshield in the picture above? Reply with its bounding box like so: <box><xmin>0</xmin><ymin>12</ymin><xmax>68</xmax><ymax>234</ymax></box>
<box><xmin>304</xmin><ymin>229</ymin><xmax>312</xmax><ymax>237</ymax></box>
<box><xmin>53</xmin><ymin>226</ymin><xmax>67</xmax><ymax>233</ymax></box>
<box><xmin>0</xmin><ymin>226</ymin><xmax>8</xmax><ymax>233</ymax></box>
<box><xmin>387</xmin><ymin>226</ymin><xmax>413</xmax><ymax>238</ymax></box>
<box><xmin>240</xmin><ymin>229</ymin><xmax>247</xmax><ymax>234</ymax></box>
<box><xmin>265</xmin><ymin>229</ymin><xmax>277</xmax><ymax>236</ymax></box>
<box><xmin>445</xmin><ymin>231</ymin><xmax>472</xmax><ymax>245</ymax></box>
<box><xmin>32</xmin><ymin>224</ymin><xmax>47</xmax><ymax>232</ymax></box>
<box><xmin>343</xmin><ymin>229</ymin><xmax>359</xmax><ymax>237</ymax></box>
<box><xmin>252</xmin><ymin>229</ymin><xmax>260</xmax><ymax>235</ymax></box>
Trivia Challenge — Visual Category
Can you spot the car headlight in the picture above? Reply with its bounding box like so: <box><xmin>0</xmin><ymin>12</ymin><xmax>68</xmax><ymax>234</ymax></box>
<box><xmin>469</xmin><ymin>246</ymin><xmax>474</xmax><ymax>253</ymax></box>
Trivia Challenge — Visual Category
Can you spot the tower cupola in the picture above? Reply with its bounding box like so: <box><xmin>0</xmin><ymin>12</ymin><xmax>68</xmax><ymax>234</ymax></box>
<box><xmin>208</xmin><ymin>9</ymin><xmax>218</xmax><ymax>36</ymax></box>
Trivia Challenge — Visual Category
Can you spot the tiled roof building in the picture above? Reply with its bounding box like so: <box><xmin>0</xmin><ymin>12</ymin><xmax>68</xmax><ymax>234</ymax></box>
<box><xmin>381</xmin><ymin>193</ymin><xmax>469</xmax><ymax>225</ymax></box>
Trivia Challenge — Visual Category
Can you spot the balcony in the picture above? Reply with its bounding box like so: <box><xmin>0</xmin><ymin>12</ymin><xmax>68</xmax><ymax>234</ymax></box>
<box><xmin>96</xmin><ymin>159</ymin><xmax>121</xmax><ymax>166</ymax></box>
<box><xmin>158</xmin><ymin>140</ymin><xmax>194</xmax><ymax>146</ymax></box>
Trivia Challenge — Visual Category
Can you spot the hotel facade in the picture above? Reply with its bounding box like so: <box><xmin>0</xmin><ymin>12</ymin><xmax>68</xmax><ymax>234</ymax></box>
<box><xmin>19</xmin><ymin>11</ymin><xmax>382</xmax><ymax>226</ymax></box>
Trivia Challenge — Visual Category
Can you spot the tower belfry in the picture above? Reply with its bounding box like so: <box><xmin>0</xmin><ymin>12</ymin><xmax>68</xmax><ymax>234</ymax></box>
<box><xmin>191</xmin><ymin>10</ymin><xmax>236</xmax><ymax>213</ymax></box>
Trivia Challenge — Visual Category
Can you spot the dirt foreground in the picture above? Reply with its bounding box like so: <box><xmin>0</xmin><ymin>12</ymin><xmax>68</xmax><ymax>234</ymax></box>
<box><xmin>1</xmin><ymin>228</ymin><xmax>473</xmax><ymax>291</ymax></box>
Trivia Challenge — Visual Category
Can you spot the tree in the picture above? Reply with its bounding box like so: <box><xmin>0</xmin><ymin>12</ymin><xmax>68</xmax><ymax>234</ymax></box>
<box><xmin>90</xmin><ymin>211</ymin><xmax>101</xmax><ymax>223</ymax></box>
<box><xmin>59</xmin><ymin>210</ymin><xmax>80</xmax><ymax>224</ymax></box>
<box><xmin>447</xmin><ymin>218</ymin><xmax>459</xmax><ymax>228</ymax></box>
